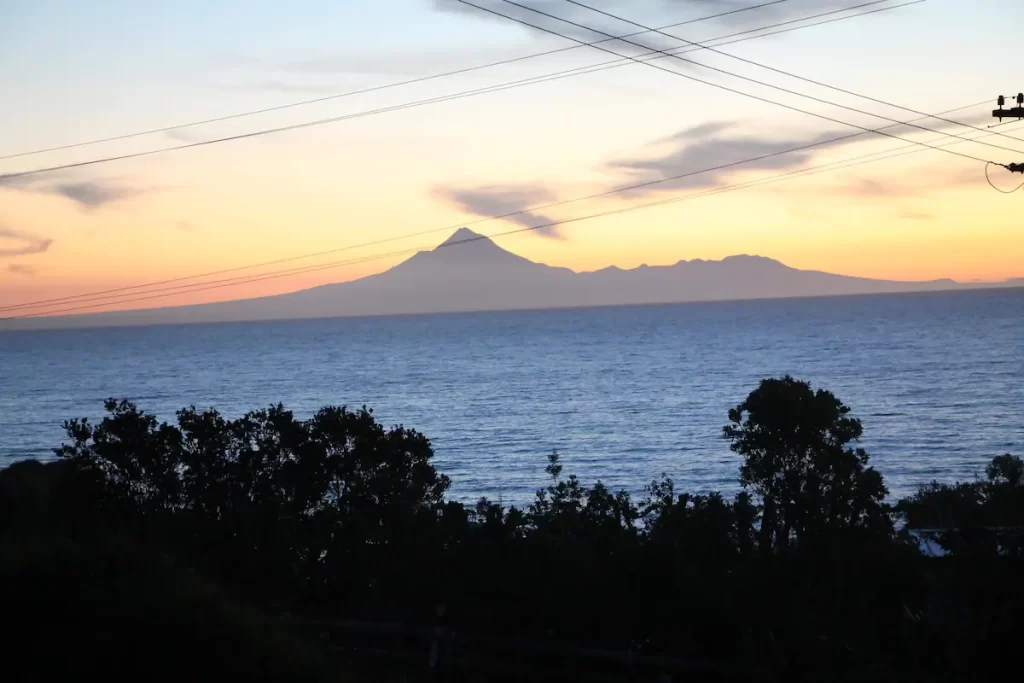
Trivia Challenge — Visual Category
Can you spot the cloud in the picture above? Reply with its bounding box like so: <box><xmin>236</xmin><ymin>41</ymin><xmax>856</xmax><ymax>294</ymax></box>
<box><xmin>217</xmin><ymin>0</ymin><xmax>892</xmax><ymax>84</ymax></box>
<box><xmin>945</xmin><ymin>167</ymin><xmax>985</xmax><ymax>187</ymax></box>
<box><xmin>0</xmin><ymin>226</ymin><xmax>52</xmax><ymax>258</ymax></box>
<box><xmin>430</xmin><ymin>0</ymin><xmax>627</xmax><ymax>43</ymax></box>
<box><xmin>439</xmin><ymin>121</ymin><xmax>878</xmax><ymax>233</ymax></box>
<box><xmin>47</xmin><ymin>181</ymin><xmax>142</xmax><ymax>209</ymax></box>
<box><xmin>164</xmin><ymin>127</ymin><xmax>204</xmax><ymax>143</ymax></box>
<box><xmin>218</xmin><ymin>42</ymin><xmax>540</xmax><ymax>80</ymax></box>
<box><xmin>434</xmin><ymin>183</ymin><xmax>566</xmax><ymax>239</ymax></box>
<box><xmin>841</xmin><ymin>177</ymin><xmax>891</xmax><ymax>197</ymax></box>
<box><xmin>435</xmin><ymin>113</ymin><xmax>996</xmax><ymax>229</ymax></box>
<box><xmin>283</xmin><ymin>46</ymin><xmax>537</xmax><ymax>77</ymax></box>
<box><xmin>935</xmin><ymin>110</ymin><xmax>1002</xmax><ymax>129</ymax></box>
<box><xmin>661</xmin><ymin>120</ymin><xmax>733</xmax><ymax>140</ymax></box>
<box><xmin>431</xmin><ymin>0</ymin><xmax>858</xmax><ymax>35</ymax></box>
<box><xmin>828</xmin><ymin>165</ymin><xmax>983</xmax><ymax>199</ymax></box>
<box><xmin>217</xmin><ymin>0</ymin><xmax>924</xmax><ymax>91</ymax></box>
<box><xmin>0</xmin><ymin>174</ymin><xmax>33</xmax><ymax>190</ymax></box>
<box><xmin>0</xmin><ymin>173</ymin><xmax>144</xmax><ymax>209</ymax></box>
<box><xmin>900</xmin><ymin>211</ymin><xmax>933</xmax><ymax>221</ymax></box>
<box><xmin>432</xmin><ymin>0</ymin><xmax>665</xmax><ymax>23</ymax></box>
<box><xmin>606</xmin><ymin>120</ymin><xmax>854</xmax><ymax>194</ymax></box>
<box><xmin>884</xmin><ymin>109</ymin><xmax>1017</xmax><ymax>139</ymax></box>
<box><xmin>7</xmin><ymin>263</ymin><xmax>37</xmax><ymax>275</ymax></box>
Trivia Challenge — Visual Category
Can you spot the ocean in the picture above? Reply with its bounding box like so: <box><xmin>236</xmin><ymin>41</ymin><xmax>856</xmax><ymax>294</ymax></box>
<box><xmin>1</xmin><ymin>288</ymin><xmax>1022</xmax><ymax>504</ymax></box>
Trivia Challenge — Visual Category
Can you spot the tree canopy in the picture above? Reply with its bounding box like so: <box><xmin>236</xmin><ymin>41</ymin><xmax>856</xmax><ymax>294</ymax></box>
<box><xmin>1</xmin><ymin>378</ymin><xmax>1021</xmax><ymax>681</ymax></box>
<box><xmin>724</xmin><ymin>376</ymin><xmax>891</xmax><ymax>553</ymax></box>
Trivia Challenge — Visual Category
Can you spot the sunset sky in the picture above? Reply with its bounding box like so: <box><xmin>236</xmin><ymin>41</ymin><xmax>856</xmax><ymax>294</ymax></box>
<box><xmin>2</xmin><ymin>0</ymin><xmax>1023</xmax><ymax>315</ymax></box>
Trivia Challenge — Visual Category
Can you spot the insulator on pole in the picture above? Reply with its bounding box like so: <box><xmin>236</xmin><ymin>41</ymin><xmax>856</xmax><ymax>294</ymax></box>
<box><xmin>993</xmin><ymin>94</ymin><xmax>1024</xmax><ymax>120</ymax></box>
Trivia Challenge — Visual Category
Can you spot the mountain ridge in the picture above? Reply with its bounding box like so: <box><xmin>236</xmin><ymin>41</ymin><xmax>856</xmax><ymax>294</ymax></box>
<box><xmin>2</xmin><ymin>228</ymin><xmax>1020</xmax><ymax>331</ymax></box>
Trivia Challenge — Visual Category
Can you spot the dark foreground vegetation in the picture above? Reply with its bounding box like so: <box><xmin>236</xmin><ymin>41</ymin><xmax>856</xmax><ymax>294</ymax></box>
<box><xmin>1</xmin><ymin>376</ymin><xmax>1021</xmax><ymax>681</ymax></box>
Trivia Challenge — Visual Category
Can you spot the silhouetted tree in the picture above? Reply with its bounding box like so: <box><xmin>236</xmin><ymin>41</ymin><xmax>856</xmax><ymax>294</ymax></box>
<box><xmin>986</xmin><ymin>453</ymin><xmax>1023</xmax><ymax>487</ymax></box>
<box><xmin>53</xmin><ymin>399</ymin><xmax>451</xmax><ymax>610</ymax></box>
<box><xmin>5</xmin><ymin>380</ymin><xmax>1021</xmax><ymax>680</ymax></box>
<box><xmin>898</xmin><ymin>453</ymin><xmax>1024</xmax><ymax>557</ymax></box>
<box><xmin>724</xmin><ymin>376</ymin><xmax>891</xmax><ymax>554</ymax></box>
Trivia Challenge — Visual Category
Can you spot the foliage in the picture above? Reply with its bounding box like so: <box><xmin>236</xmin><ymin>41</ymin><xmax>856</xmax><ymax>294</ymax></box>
<box><xmin>723</xmin><ymin>376</ymin><xmax>892</xmax><ymax>553</ymax></box>
<box><xmin>51</xmin><ymin>400</ymin><xmax>450</xmax><ymax>609</ymax></box>
<box><xmin>1</xmin><ymin>379</ymin><xmax>1021</xmax><ymax>680</ymax></box>
<box><xmin>897</xmin><ymin>453</ymin><xmax>1024</xmax><ymax>557</ymax></box>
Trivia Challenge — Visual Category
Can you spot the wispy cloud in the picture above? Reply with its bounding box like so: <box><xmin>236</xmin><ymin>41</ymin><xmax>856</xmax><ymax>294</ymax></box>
<box><xmin>48</xmin><ymin>181</ymin><xmax>142</xmax><ymax>209</ymax></box>
<box><xmin>430</xmin><ymin>0</ymin><xmax>628</xmax><ymax>43</ymax></box>
<box><xmin>7</xmin><ymin>263</ymin><xmax>37</xmax><ymax>275</ymax></box>
<box><xmin>0</xmin><ymin>226</ymin><xmax>52</xmax><ymax>258</ymax></box>
<box><xmin>606</xmin><ymin>120</ymin><xmax>853</xmax><ymax>194</ymax></box>
<box><xmin>0</xmin><ymin>174</ymin><xmax>33</xmax><ymax>190</ymax></box>
<box><xmin>831</xmin><ymin>161</ymin><xmax>984</xmax><ymax>198</ymax></box>
<box><xmin>434</xmin><ymin>183</ymin><xmax>565</xmax><ymax>239</ymax></box>
<box><xmin>214</xmin><ymin>42</ymin><xmax>541</xmax><ymax>81</ymax></box>
<box><xmin>285</xmin><ymin>46</ymin><xmax>536</xmax><ymax>77</ymax></box>
<box><xmin>431</xmin><ymin>0</ymin><xmax>859</xmax><ymax>35</ymax></box>
<box><xmin>213</xmin><ymin>0</ymin><xmax>908</xmax><ymax>86</ymax></box>
<box><xmin>840</xmin><ymin>177</ymin><xmax>891</xmax><ymax>197</ymax></box>
<box><xmin>883</xmin><ymin>109</ymin><xmax>1020</xmax><ymax>139</ymax></box>
<box><xmin>164</xmin><ymin>127</ymin><xmax>204</xmax><ymax>143</ymax></box>
<box><xmin>428</xmin><ymin>89</ymin><xmax>1003</xmax><ymax>230</ymax></box>
<box><xmin>433</xmin><ymin>122</ymin><xmax>869</xmax><ymax>233</ymax></box>
<box><xmin>0</xmin><ymin>173</ymin><xmax>145</xmax><ymax>210</ymax></box>
<box><xmin>900</xmin><ymin>210</ymin><xmax>934</xmax><ymax>221</ymax></box>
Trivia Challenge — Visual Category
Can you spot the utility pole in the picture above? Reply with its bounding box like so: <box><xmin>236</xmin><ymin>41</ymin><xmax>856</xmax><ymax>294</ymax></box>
<box><xmin>993</xmin><ymin>95</ymin><xmax>1024</xmax><ymax>178</ymax></box>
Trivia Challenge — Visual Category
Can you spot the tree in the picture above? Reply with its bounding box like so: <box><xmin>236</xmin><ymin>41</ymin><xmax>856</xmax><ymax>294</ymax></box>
<box><xmin>723</xmin><ymin>376</ymin><xmax>891</xmax><ymax>554</ymax></box>
<box><xmin>57</xmin><ymin>400</ymin><xmax>184</xmax><ymax>520</ymax></box>
<box><xmin>986</xmin><ymin>453</ymin><xmax>1023</xmax><ymax>488</ymax></box>
<box><xmin>53</xmin><ymin>399</ymin><xmax>452</xmax><ymax>608</ymax></box>
<box><xmin>527</xmin><ymin>451</ymin><xmax>638</xmax><ymax>544</ymax></box>
<box><xmin>897</xmin><ymin>453</ymin><xmax>1024</xmax><ymax>556</ymax></box>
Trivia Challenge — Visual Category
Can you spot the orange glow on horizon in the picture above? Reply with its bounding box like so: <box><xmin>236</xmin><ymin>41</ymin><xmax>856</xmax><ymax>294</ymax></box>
<box><xmin>3</xmin><ymin>115</ymin><xmax>1023</xmax><ymax>315</ymax></box>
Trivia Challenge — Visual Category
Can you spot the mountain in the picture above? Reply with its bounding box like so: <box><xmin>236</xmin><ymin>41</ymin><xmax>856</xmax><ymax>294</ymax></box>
<box><xmin>3</xmin><ymin>228</ymin><xmax>1020</xmax><ymax>330</ymax></box>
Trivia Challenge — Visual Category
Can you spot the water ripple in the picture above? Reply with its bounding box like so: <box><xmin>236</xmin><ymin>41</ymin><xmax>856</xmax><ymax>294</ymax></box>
<box><xmin>1</xmin><ymin>289</ymin><xmax>1022</xmax><ymax>503</ymax></box>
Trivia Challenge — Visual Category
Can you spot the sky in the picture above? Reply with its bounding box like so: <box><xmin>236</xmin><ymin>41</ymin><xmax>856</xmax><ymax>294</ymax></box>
<box><xmin>1</xmin><ymin>0</ymin><xmax>1023</xmax><ymax>315</ymax></box>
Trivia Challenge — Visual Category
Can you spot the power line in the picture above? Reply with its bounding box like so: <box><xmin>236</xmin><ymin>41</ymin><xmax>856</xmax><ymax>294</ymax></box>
<box><xmin>9</xmin><ymin>117</ymin><xmax>1015</xmax><ymax>321</ymax></box>
<box><xmin>565</xmin><ymin>0</ymin><xmax>1023</xmax><ymax>146</ymax></box>
<box><xmin>0</xmin><ymin>3</ymin><xmax>1006</xmax><ymax>322</ymax></box>
<box><xmin>5</xmin><ymin>106</ymin><xmax>1013</xmax><ymax>320</ymax></box>
<box><xmin>489</xmin><ymin>0</ymin><xmax>1022</xmax><ymax>158</ymax></box>
<box><xmin>0</xmin><ymin>0</ymin><xmax>796</xmax><ymax>163</ymax></box>
<box><xmin>0</xmin><ymin>98</ymin><xmax>990</xmax><ymax>315</ymax></box>
<box><xmin>1</xmin><ymin>2</ymin><xmax>988</xmax><ymax>318</ymax></box>
<box><xmin>717</xmin><ymin>120</ymin><xmax>1024</xmax><ymax>193</ymax></box>
<box><xmin>0</xmin><ymin>1</ymin><xmax>921</xmax><ymax>182</ymax></box>
<box><xmin>985</xmin><ymin>162</ymin><xmax>1024</xmax><ymax>193</ymax></box>
<box><xmin>0</xmin><ymin>9</ymin><xmax>930</xmax><ymax>318</ymax></box>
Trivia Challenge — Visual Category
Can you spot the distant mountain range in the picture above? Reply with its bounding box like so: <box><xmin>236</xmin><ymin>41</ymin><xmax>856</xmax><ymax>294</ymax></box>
<box><xmin>4</xmin><ymin>228</ymin><xmax>1021</xmax><ymax>330</ymax></box>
